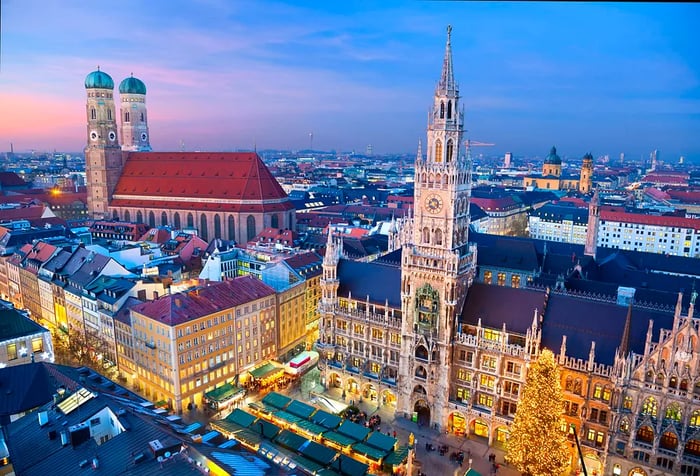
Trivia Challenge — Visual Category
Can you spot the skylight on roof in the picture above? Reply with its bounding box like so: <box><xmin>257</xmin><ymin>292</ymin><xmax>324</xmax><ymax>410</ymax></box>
<box><xmin>57</xmin><ymin>387</ymin><xmax>95</xmax><ymax>415</ymax></box>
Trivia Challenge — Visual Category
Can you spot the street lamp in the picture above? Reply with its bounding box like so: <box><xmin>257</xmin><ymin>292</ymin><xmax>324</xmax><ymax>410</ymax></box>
<box><xmin>569</xmin><ymin>424</ymin><xmax>588</xmax><ymax>476</ymax></box>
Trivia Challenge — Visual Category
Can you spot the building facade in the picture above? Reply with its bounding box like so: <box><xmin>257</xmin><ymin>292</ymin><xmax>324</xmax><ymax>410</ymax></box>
<box><xmin>128</xmin><ymin>276</ymin><xmax>277</xmax><ymax>412</ymax></box>
<box><xmin>316</xmin><ymin>26</ymin><xmax>700</xmax><ymax>476</ymax></box>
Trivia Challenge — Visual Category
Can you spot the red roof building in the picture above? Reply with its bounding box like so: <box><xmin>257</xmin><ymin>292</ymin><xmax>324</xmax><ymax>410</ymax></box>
<box><xmin>106</xmin><ymin>152</ymin><xmax>295</xmax><ymax>244</ymax></box>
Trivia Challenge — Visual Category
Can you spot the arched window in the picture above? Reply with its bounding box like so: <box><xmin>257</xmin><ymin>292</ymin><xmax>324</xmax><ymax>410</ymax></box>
<box><xmin>228</xmin><ymin>215</ymin><xmax>235</xmax><ymax>241</ymax></box>
<box><xmin>641</xmin><ymin>397</ymin><xmax>657</xmax><ymax>417</ymax></box>
<box><xmin>656</xmin><ymin>372</ymin><xmax>665</xmax><ymax>385</ymax></box>
<box><xmin>446</xmin><ymin>139</ymin><xmax>454</xmax><ymax>163</ymax></box>
<box><xmin>200</xmin><ymin>214</ymin><xmax>208</xmax><ymax>241</ymax></box>
<box><xmin>691</xmin><ymin>410</ymin><xmax>700</xmax><ymax>427</ymax></box>
<box><xmin>174</xmin><ymin>212</ymin><xmax>181</xmax><ymax>230</ymax></box>
<box><xmin>107</xmin><ymin>109</ymin><xmax>112</xmax><ymax>120</ymax></box>
<box><xmin>565</xmin><ymin>376</ymin><xmax>573</xmax><ymax>392</ymax></box>
<box><xmin>214</xmin><ymin>214</ymin><xmax>221</xmax><ymax>238</ymax></box>
<box><xmin>669</xmin><ymin>375</ymin><xmax>678</xmax><ymax>388</ymax></box>
<box><xmin>415</xmin><ymin>346</ymin><xmax>429</xmax><ymax>361</ymax></box>
<box><xmin>136</xmin><ymin>211</ymin><xmax>143</xmax><ymax>223</ymax></box>
<box><xmin>636</xmin><ymin>425</ymin><xmax>654</xmax><ymax>443</ymax></box>
<box><xmin>447</xmin><ymin>100</ymin><xmax>452</xmax><ymax>119</ymax></box>
<box><xmin>148</xmin><ymin>211</ymin><xmax>155</xmax><ymax>228</ymax></box>
<box><xmin>112</xmin><ymin>210</ymin><xmax>119</xmax><ymax>220</ymax></box>
<box><xmin>665</xmin><ymin>403</ymin><xmax>682</xmax><ymax>421</ymax></box>
<box><xmin>91</xmin><ymin>108</ymin><xmax>96</xmax><ymax>120</ymax></box>
<box><xmin>187</xmin><ymin>213</ymin><xmax>194</xmax><ymax>228</ymax></box>
<box><xmin>619</xmin><ymin>418</ymin><xmax>630</xmax><ymax>434</ymax></box>
<box><xmin>434</xmin><ymin>228</ymin><xmax>443</xmax><ymax>246</ymax></box>
<box><xmin>660</xmin><ymin>431</ymin><xmax>678</xmax><ymax>450</ymax></box>
<box><xmin>246</xmin><ymin>215</ymin><xmax>256</xmax><ymax>241</ymax></box>
<box><xmin>435</xmin><ymin>140</ymin><xmax>443</xmax><ymax>163</ymax></box>
<box><xmin>140</xmin><ymin>112</ymin><xmax>144</xmax><ymax>122</ymax></box>
<box><xmin>124</xmin><ymin>111</ymin><xmax>130</xmax><ymax>123</ymax></box>
<box><xmin>645</xmin><ymin>370</ymin><xmax>654</xmax><ymax>383</ymax></box>
<box><xmin>415</xmin><ymin>366</ymin><xmax>427</xmax><ymax>379</ymax></box>
<box><xmin>124</xmin><ymin>210</ymin><xmax>130</xmax><ymax>222</ymax></box>
<box><xmin>686</xmin><ymin>439</ymin><xmax>700</xmax><ymax>457</ymax></box>
<box><xmin>271</xmin><ymin>214</ymin><xmax>279</xmax><ymax>229</ymax></box>
<box><xmin>573</xmin><ymin>379</ymin><xmax>582</xmax><ymax>395</ymax></box>
<box><xmin>623</xmin><ymin>395</ymin><xmax>633</xmax><ymax>410</ymax></box>
<box><xmin>422</xmin><ymin>227</ymin><xmax>430</xmax><ymax>244</ymax></box>
<box><xmin>161</xmin><ymin>211</ymin><xmax>168</xmax><ymax>226</ymax></box>
<box><xmin>439</xmin><ymin>102</ymin><xmax>445</xmax><ymax>119</ymax></box>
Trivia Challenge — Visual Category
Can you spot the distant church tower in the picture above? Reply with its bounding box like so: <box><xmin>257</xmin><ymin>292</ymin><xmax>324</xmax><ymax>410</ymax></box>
<box><xmin>579</xmin><ymin>152</ymin><xmax>593</xmax><ymax>194</ymax></box>
<box><xmin>85</xmin><ymin>68</ymin><xmax>123</xmax><ymax>219</ymax></box>
<box><xmin>119</xmin><ymin>75</ymin><xmax>151</xmax><ymax>151</ymax></box>
<box><xmin>584</xmin><ymin>189</ymin><xmax>600</xmax><ymax>257</ymax></box>
<box><xmin>542</xmin><ymin>146</ymin><xmax>562</xmax><ymax>177</ymax></box>
<box><xmin>397</xmin><ymin>26</ymin><xmax>477</xmax><ymax>428</ymax></box>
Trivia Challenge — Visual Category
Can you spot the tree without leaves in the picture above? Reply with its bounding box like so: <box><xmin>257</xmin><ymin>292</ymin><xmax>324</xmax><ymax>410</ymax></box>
<box><xmin>506</xmin><ymin>349</ymin><xmax>569</xmax><ymax>476</ymax></box>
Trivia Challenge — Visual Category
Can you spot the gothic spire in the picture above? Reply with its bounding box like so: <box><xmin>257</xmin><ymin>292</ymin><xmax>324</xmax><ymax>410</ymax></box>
<box><xmin>438</xmin><ymin>25</ymin><xmax>456</xmax><ymax>94</ymax></box>
<box><xmin>619</xmin><ymin>302</ymin><xmax>633</xmax><ymax>357</ymax></box>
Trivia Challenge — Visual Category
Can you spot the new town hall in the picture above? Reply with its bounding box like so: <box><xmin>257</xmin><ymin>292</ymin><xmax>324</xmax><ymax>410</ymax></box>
<box><xmin>317</xmin><ymin>27</ymin><xmax>700</xmax><ymax>476</ymax></box>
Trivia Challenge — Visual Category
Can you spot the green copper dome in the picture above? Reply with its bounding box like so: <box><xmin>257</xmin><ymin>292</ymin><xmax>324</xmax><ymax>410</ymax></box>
<box><xmin>544</xmin><ymin>146</ymin><xmax>562</xmax><ymax>165</ymax></box>
<box><xmin>119</xmin><ymin>75</ymin><xmax>147</xmax><ymax>95</ymax></box>
<box><xmin>85</xmin><ymin>68</ymin><xmax>114</xmax><ymax>89</ymax></box>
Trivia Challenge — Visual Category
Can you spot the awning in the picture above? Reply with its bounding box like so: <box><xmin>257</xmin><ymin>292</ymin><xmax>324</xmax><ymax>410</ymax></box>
<box><xmin>249</xmin><ymin>361</ymin><xmax>284</xmax><ymax>381</ymax></box>
<box><xmin>204</xmin><ymin>382</ymin><xmax>245</xmax><ymax>403</ymax></box>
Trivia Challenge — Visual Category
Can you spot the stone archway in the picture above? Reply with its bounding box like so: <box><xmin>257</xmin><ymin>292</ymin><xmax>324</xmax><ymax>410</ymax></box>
<box><xmin>494</xmin><ymin>425</ymin><xmax>510</xmax><ymax>448</ymax></box>
<box><xmin>362</xmin><ymin>383</ymin><xmax>378</xmax><ymax>403</ymax></box>
<box><xmin>380</xmin><ymin>389</ymin><xmax>397</xmax><ymax>408</ymax></box>
<box><xmin>448</xmin><ymin>412</ymin><xmax>467</xmax><ymax>436</ymax></box>
<box><xmin>346</xmin><ymin>378</ymin><xmax>359</xmax><ymax>396</ymax></box>
<box><xmin>414</xmin><ymin>399</ymin><xmax>431</xmax><ymax>427</ymax></box>
<box><xmin>583</xmin><ymin>453</ymin><xmax>602</xmax><ymax>476</ymax></box>
<box><xmin>328</xmin><ymin>372</ymin><xmax>342</xmax><ymax>389</ymax></box>
<box><xmin>469</xmin><ymin>418</ymin><xmax>489</xmax><ymax>441</ymax></box>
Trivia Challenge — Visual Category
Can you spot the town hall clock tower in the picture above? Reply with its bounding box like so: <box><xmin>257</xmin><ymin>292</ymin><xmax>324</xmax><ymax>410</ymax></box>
<box><xmin>397</xmin><ymin>25</ymin><xmax>477</xmax><ymax>428</ymax></box>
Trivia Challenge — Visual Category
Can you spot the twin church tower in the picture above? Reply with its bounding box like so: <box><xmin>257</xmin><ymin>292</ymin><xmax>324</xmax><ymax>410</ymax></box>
<box><xmin>84</xmin><ymin>69</ymin><xmax>151</xmax><ymax>218</ymax></box>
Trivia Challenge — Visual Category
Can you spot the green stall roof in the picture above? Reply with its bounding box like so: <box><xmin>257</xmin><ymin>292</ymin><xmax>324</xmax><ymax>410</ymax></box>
<box><xmin>204</xmin><ymin>382</ymin><xmax>244</xmax><ymax>402</ymax></box>
<box><xmin>323</xmin><ymin>431</ymin><xmax>356</xmax><ymax>447</ymax></box>
<box><xmin>310</xmin><ymin>409</ymin><xmax>342</xmax><ymax>429</ymax></box>
<box><xmin>261</xmin><ymin>391</ymin><xmax>292</xmax><ymax>409</ymax></box>
<box><xmin>331</xmin><ymin>454</ymin><xmax>369</xmax><ymax>476</ymax></box>
<box><xmin>250</xmin><ymin>362</ymin><xmax>284</xmax><ymax>380</ymax></box>
<box><xmin>365</xmin><ymin>431</ymin><xmax>396</xmax><ymax>452</ymax></box>
<box><xmin>225</xmin><ymin>408</ymin><xmax>256</xmax><ymax>428</ymax></box>
<box><xmin>384</xmin><ymin>445</ymin><xmax>410</xmax><ymax>466</ymax></box>
<box><xmin>286</xmin><ymin>399</ymin><xmax>317</xmax><ymax>419</ymax></box>
<box><xmin>300</xmin><ymin>440</ymin><xmax>337</xmax><ymax>466</ymax></box>
<box><xmin>274</xmin><ymin>429</ymin><xmax>308</xmax><ymax>452</ymax></box>
<box><xmin>352</xmin><ymin>442</ymin><xmax>387</xmax><ymax>461</ymax></box>
<box><xmin>336</xmin><ymin>420</ymin><xmax>370</xmax><ymax>442</ymax></box>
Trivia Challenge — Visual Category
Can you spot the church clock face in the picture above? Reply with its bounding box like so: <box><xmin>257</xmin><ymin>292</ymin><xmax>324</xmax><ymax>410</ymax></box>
<box><xmin>425</xmin><ymin>194</ymin><xmax>443</xmax><ymax>214</ymax></box>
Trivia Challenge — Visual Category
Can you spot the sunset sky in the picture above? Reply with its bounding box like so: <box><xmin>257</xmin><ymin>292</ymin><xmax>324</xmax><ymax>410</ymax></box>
<box><xmin>1</xmin><ymin>1</ymin><xmax>698</xmax><ymax>161</ymax></box>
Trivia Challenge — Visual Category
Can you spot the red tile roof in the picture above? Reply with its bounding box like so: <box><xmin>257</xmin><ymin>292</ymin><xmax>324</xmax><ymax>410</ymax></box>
<box><xmin>600</xmin><ymin>207</ymin><xmax>700</xmax><ymax>231</ymax></box>
<box><xmin>130</xmin><ymin>275</ymin><xmax>275</xmax><ymax>326</ymax></box>
<box><xmin>111</xmin><ymin>152</ymin><xmax>293</xmax><ymax>212</ymax></box>
<box><xmin>666</xmin><ymin>189</ymin><xmax>700</xmax><ymax>204</ymax></box>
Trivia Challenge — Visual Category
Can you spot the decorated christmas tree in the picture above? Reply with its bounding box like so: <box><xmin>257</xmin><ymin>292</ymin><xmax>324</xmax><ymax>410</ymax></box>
<box><xmin>506</xmin><ymin>349</ymin><xmax>569</xmax><ymax>476</ymax></box>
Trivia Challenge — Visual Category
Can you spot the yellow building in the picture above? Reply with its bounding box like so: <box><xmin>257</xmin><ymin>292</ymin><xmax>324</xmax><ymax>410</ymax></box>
<box><xmin>524</xmin><ymin>146</ymin><xmax>590</xmax><ymax>191</ymax></box>
<box><xmin>127</xmin><ymin>275</ymin><xmax>277</xmax><ymax>412</ymax></box>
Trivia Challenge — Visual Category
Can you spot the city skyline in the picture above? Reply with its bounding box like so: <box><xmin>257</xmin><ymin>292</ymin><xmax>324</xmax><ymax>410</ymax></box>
<box><xmin>1</xmin><ymin>1</ymin><xmax>699</xmax><ymax>161</ymax></box>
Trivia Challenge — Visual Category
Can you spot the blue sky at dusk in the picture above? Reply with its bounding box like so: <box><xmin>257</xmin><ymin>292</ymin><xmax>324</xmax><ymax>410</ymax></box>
<box><xmin>1</xmin><ymin>1</ymin><xmax>698</xmax><ymax>162</ymax></box>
